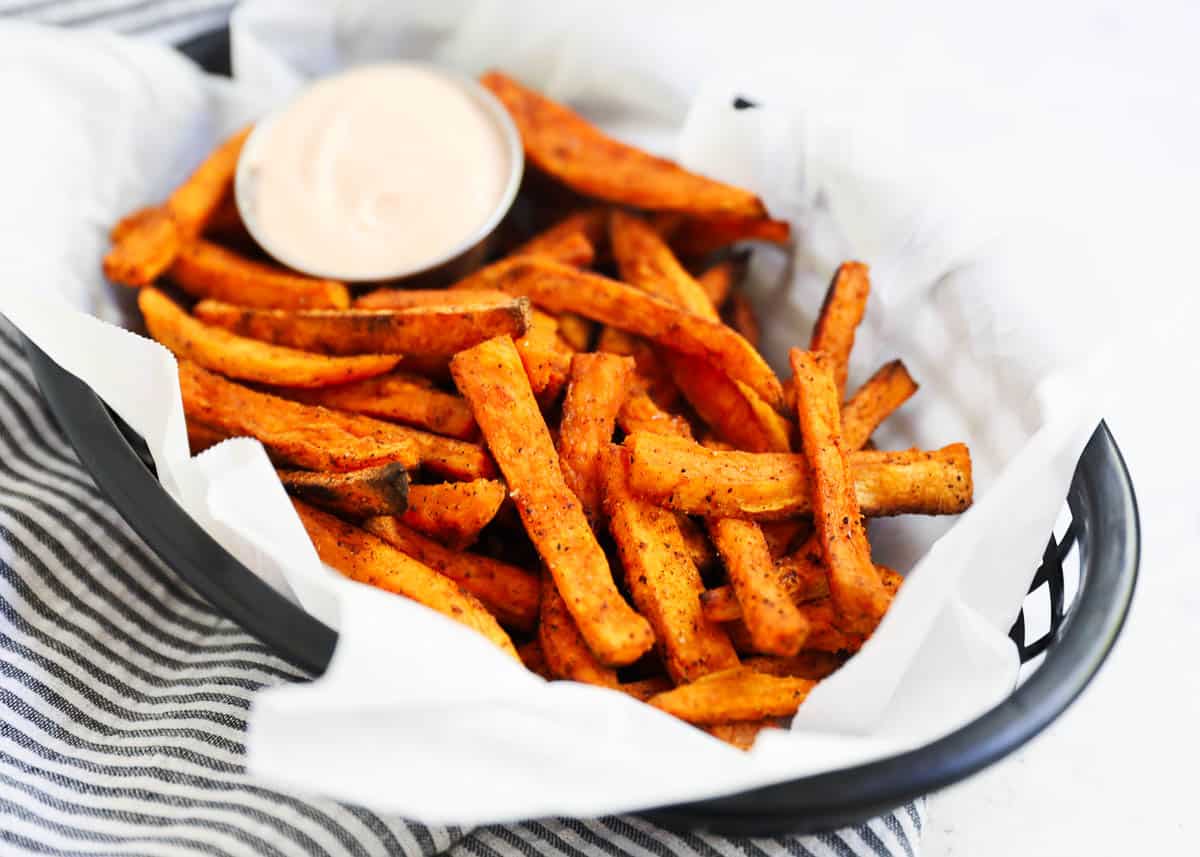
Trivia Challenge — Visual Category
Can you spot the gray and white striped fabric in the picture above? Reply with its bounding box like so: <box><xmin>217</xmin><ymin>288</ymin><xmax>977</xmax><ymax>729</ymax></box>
<box><xmin>0</xmin><ymin>4</ymin><xmax>927</xmax><ymax>855</ymax></box>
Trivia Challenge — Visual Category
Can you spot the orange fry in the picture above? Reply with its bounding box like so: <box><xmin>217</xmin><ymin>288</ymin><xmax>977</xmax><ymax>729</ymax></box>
<box><xmin>841</xmin><ymin>360</ymin><xmax>919</xmax><ymax>451</ymax></box>
<box><xmin>482</xmin><ymin>71</ymin><xmax>766</xmax><ymax>219</ymax></box>
<box><xmin>277</xmin><ymin>463</ymin><xmax>409</xmax><ymax>519</ymax></box>
<box><xmin>513</xmin><ymin>208</ymin><xmax>609</xmax><ymax>265</ymax></box>
<box><xmin>518</xmin><ymin>639</ymin><xmax>553</xmax><ymax>679</ymax></box>
<box><xmin>103</xmin><ymin>206</ymin><xmax>180</xmax><ymax>287</ymax></box>
<box><xmin>401</xmin><ymin>480</ymin><xmax>507</xmax><ymax>549</ymax></box>
<box><xmin>537</xmin><ymin>573</ymin><xmax>619</xmax><ymax>686</ymax></box>
<box><xmin>703</xmin><ymin>719</ymin><xmax>784</xmax><ymax>750</ymax></box>
<box><xmin>364</xmin><ymin>517</ymin><xmax>539</xmax><ymax>631</ymax></box>
<box><xmin>811</xmin><ymin>261</ymin><xmax>870</xmax><ymax>399</ymax></box>
<box><xmin>611</xmin><ymin>210</ymin><xmax>718</xmax><ymax>318</ymax></box>
<box><xmin>617</xmin><ymin>391</ymin><xmax>694</xmax><ymax>440</ymax></box>
<box><xmin>293</xmin><ymin>500</ymin><xmax>516</xmax><ymax>658</ymax></box>
<box><xmin>664</xmin><ymin>216</ymin><xmax>791</xmax><ymax>259</ymax></box>
<box><xmin>140</xmin><ymin>288</ymin><xmax>400</xmax><ymax>388</ymax></box>
<box><xmin>193</xmin><ymin>298</ymin><xmax>531</xmax><ymax>356</ymax></box>
<box><xmin>724</xmin><ymin>290</ymin><xmax>760</xmax><ymax>349</ymax></box>
<box><xmin>514</xmin><ymin>309</ymin><xmax>573</xmax><ymax>402</ymax></box>
<box><xmin>791</xmin><ymin>349</ymin><xmax>887</xmax><ymax>633</ymax></box>
<box><xmin>744</xmin><ymin>652</ymin><xmax>845</xmax><ymax>680</ymax></box>
<box><xmin>170</xmin><ymin>239</ymin><xmax>350</xmax><ymax>309</ymax></box>
<box><xmin>597</xmin><ymin>327</ymin><xmax>680</xmax><ymax>409</ymax></box>
<box><xmin>451</xmin><ymin>336</ymin><xmax>653</xmax><ymax>666</ymax></box>
<box><xmin>695</xmin><ymin>257</ymin><xmax>745</xmax><ymax>309</ymax></box>
<box><xmin>558</xmin><ymin>353</ymin><xmax>634</xmax><ymax>520</ymax></box>
<box><xmin>648</xmin><ymin>666</ymin><xmax>814</xmax><ymax>724</ymax></box>
<box><xmin>354</xmin><ymin>288</ymin><xmax>512</xmax><ymax>310</ymax></box>
<box><xmin>167</xmin><ymin>125</ymin><xmax>252</xmax><ymax>236</ymax></box>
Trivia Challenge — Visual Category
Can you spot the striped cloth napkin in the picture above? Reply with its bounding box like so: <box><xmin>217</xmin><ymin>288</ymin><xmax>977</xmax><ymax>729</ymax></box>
<box><xmin>0</xmin><ymin>3</ymin><xmax>927</xmax><ymax>855</ymax></box>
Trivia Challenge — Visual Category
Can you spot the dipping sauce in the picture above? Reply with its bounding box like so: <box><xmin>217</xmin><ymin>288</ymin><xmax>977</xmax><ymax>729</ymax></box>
<box><xmin>237</xmin><ymin>64</ymin><xmax>518</xmax><ymax>281</ymax></box>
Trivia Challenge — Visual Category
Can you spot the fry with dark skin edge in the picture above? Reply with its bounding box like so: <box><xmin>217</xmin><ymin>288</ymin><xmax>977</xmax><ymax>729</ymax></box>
<box><xmin>194</xmin><ymin>298</ymin><xmax>532</xmax><ymax>356</ymax></box>
<box><xmin>186</xmin><ymin>420</ymin><xmax>227</xmax><ymax>455</ymax></box>
<box><xmin>623</xmin><ymin>431</ymin><xmax>973</xmax><ymax>520</ymax></box>
<box><xmin>695</xmin><ymin>257</ymin><xmax>744</xmax><ymax>309</ymax></box>
<box><xmin>103</xmin><ymin>207</ymin><xmax>180</xmax><ymax>288</ymax></box>
<box><xmin>451</xmin><ymin>336</ymin><xmax>654</xmax><ymax>666</ymax></box>
<box><xmin>537</xmin><ymin>573</ymin><xmax>619</xmax><ymax>686</ymax></box>
<box><xmin>648</xmin><ymin>666</ymin><xmax>814</xmax><ymax>724</ymax></box>
<box><xmin>400</xmin><ymin>480</ymin><xmax>507</xmax><ymax>549</ymax></box>
<box><xmin>723</xmin><ymin>290</ymin><xmax>760</xmax><ymax>349</ymax></box>
<box><xmin>811</xmin><ymin>262</ymin><xmax>870</xmax><ymax>399</ymax></box>
<box><xmin>485</xmin><ymin>258</ymin><xmax>784</xmax><ymax>409</ymax></box>
<box><xmin>271</xmin><ymin>372</ymin><xmax>477</xmax><ymax>440</ymax></box>
<box><xmin>363</xmin><ymin>517</ymin><xmax>539</xmax><ymax>631</ymax></box>
<box><xmin>168</xmin><ymin>125</ymin><xmax>252</xmax><ymax>237</ymax></box>
<box><xmin>791</xmin><ymin>349</ymin><xmax>888</xmax><ymax>633</ymax></box>
<box><xmin>354</xmin><ymin>288</ymin><xmax>513</xmax><ymax>310</ymax></box>
<box><xmin>139</xmin><ymin>288</ymin><xmax>401</xmax><ymax>388</ymax></box>
<box><xmin>482</xmin><ymin>71</ymin><xmax>766</xmax><ymax>219</ymax></box>
<box><xmin>665</xmin><ymin>216</ymin><xmax>791</xmax><ymax>259</ymax></box>
<box><xmin>707</xmin><ymin>516</ymin><xmax>809</xmax><ymax>656</ymax></box>
<box><xmin>602</xmin><ymin>445</ymin><xmax>739</xmax><ymax>683</ymax></box>
<box><xmin>293</xmin><ymin>499</ymin><xmax>517</xmax><ymax>658</ymax></box>
<box><xmin>517</xmin><ymin>639</ymin><xmax>553</xmax><ymax>679</ymax></box>
<box><xmin>841</xmin><ymin>360</ymin><xmax>919</xmax><ymax>451</ymax></box>
<box><xmin>617</xmin><ymin>391</ymin><xmax>694</xmax><ymax>439</ymax></box>
<box><xmin>558</xmin><ymin>353</ymin><xmax>634</xmax><ymax>521</ymax></box>
<box><xmin>277</xmin><ymin>463</ymin><xmax>409</xmax><ymax>519</ymax></box>
<box><xmin>170</xmin><ymin>239</ymin><xmax>351</xmax><ymax>309</ymax></box>
<box><xmin>179</xmin><ymin>361</ymin><xmax>495</xmax><ymax>478</ymax></box>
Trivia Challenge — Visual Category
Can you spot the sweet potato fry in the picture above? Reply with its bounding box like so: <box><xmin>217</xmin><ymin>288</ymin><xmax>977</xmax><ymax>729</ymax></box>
<box><xmin>271</xmin><ymin>372</ymin><xmax>476</xmax><ymax>440</ymax></box>
<box><xmin>620</xmin><ymin>676</ymin><xmax>675</xmax><ymax>702</ymax></box>
<box><xmin>791</xmin><ymin>349</ymin><xmax>887</xmax><ymax>633</ymax></box>
<box><xmin>451</xmin><ymin>336</ymin><xmax>653</xmax><ymax>666</ymax></box>
<box><xmin>648</xmin><ymin>666</ymin><xmax>814</xmax><ymax>724</ymax></box>
<box><xmin>170</xmin><ymin>239</ymin><xmax>350</xmax><ymax>309</ymax></box>
<box><xmin>514</xmin><ymin>310</ymin><xmax>572</xmax><ymax>401</ymax></box>
<box><xmin>811</xmin><ymin>262</ymin><xmax>870</xmax><ymax>399</ymax></box>
<box><xmin>193</xmin><ymin>298</ymin><xmax>531</xmax><ymax>356</ymax></box>
<box><xmin>623</xmin><ymin>431</ymin><xmax>973</xmax><ymax>519</ymax></box>
<box><xmin>707</xmin><ymin>517</ymin><xmax>809</xmax><ymax>656</ymax></box>
<box><xmin>616</xmin><ymin>391</ymin><xmax>693</xmax><ymax>440</ymax></box>
<box><xmin>537</xmin><ymin>573</ymin><xmax>619</xmax><ymax>687</ymax></box>
<box><xmin>597</xmin><ymin>327</ymin><xmax>679</xmax><ymax>408</ymax></box>
<box><xmin>841</xmin><ymin>360</ymin><xmax>919</xmax><ymax>451</ymax></box>
<box><xmin>167</xmin><ymin>125</ymin><xmax>252</xmax><ymax>237</ymax></box>
<box><xmin>675</xmin><ymin>513</ymin><xmax>716</xmax><ymax>572</ymax></box>
<box><xmin>665</xmin><ymin>216</ymin><xmax>791</xmax><ymax>259</ymax></box>
<box><xmin>364</xmin><ymin>517</ymin><xmax>539</xmax><ymax>631</ymax></box>
<box><xmin>668</xmin><ymin>356</ymin><xmax>792</xmax><ymax>452</ymax></box>
<box><xmin>481</xmin><ymin>71</ymin><xmax>766</xmax><ymax>219</ymax></box>
<box><xmin>179</xmin><ymin>361</ymin><xmax>494</xmax><ymax>478</ymax></box>
<box><xmin>759</xmin><ymin>519</ymin><xmax>811</xmax><ymax>559</ymax></box>
<box><xmin>611</xmin><ymin>210</ymin><xmax>718</xmax><ymax>319</ymax></box>
<box><xmin>744</xmin><ymin>652</ymin><xmax>845</xmax><ymax>680</ymax></box>
<box><xmin>140</xmin><ymin>288</ymin><xmax>401</xmax><ymax>388</ymax></box>
<box><xmin>513</xmin><ymin>208</ymin><xmax>609</xmax><ymax>265</ymax></box>
<box><xmin>703</xmin><ymin>719</ymin><xmax>783</xmax><ymax>750</ymax></box>
<box><xmin>696</xmin><ymin>257</ymin><xmax>745</xmax><ymax>309</ymax></box>
<box><xmin>293</xmin><ymin>499</ymin><xmax>517</xmax><ymax>658</ymax></box>
<box><xmin>558</xmin><ymin>353</ymin><xmax>634</xmax><ymax>520</ymax></box>
<box><xmin>401</xmin><ymin>480</ymin><xmax>507</xmax><ymax>549</ymax></box>
<box><xmin>517</xmin><ymin>639</ymin><xmax>553</xmax><ymax>679</ymax></box>
<box><xmin>186</xmin><ymin>420</ymin><xmax>227</xmax><ymax>455</ymax></box>
<box><xmin>602</xmin><ymin>445</ymin><xmax>738</xmax><ymax>683</ymax></box>
<box><xmin>724</xmin><ymin>290</ymin><xmax>760</xmax><ymax>349</ymax></box>
<box><xmin>354</xmin><ymin>288</ymin><xmax>513</xmax><ymax>310</ymax></box>
<box><xmin>277</xmin><ymin>463</ymin><xmax>409</xmax><ymax>519</ymax></box>
<box><xmin>104</xmin><ymin>206</ymin><xmax>180</xmax><ymax>287</ymax></box>
<box><xmin>555</xmin><ymin>313</ymin><xmax>594</xmax><ymax>352</ymax></box>
<box><xmin>487</xmin><ymin>258</ymin><xmax>784</xmax><ymax>409</ymax></box>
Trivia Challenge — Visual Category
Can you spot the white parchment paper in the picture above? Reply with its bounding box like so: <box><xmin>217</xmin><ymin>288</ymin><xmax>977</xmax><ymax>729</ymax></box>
<box><xmin>0</xmin><ymin>0</ymin><xmax>1120</xmax><ymax>822</ymax></box>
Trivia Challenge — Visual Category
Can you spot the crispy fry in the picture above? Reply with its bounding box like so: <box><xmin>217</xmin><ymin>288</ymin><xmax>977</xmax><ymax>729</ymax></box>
<box><xmin>179</xmin><ymin>361</ymin><xmax>494</xmax><ymax>478</ymax></box>
<box><xmin>272</xmin><ymin>372</ymin><xmax>476</xmax><ymax>440</ymax></box>
<box><xmin>665</xmin><ymin>216</ymin><xmax>791</xmax><ymax>259</ymax></box>
<box><xmin>487</xmin><ymin>258</ymin><xmax>784</xmax><ymax>409</ymax></box>
<box><xmin>104</xmin><ymin>206</ymin><xmax>180</xmax><ymax>287</ymax></box>
<box><xmin>624</xmin><ymin>431</ymin><xmax>973</xmax><ymax>519</ymax></box>
<box><xmin>696</xmin><ymin>257</ymin><xmax>745</xmax><ymax>309</ymax></box>
<box><xmin>707</xmin><ymin>517</ymin><xmax>809</xmax><ymax>656</ymax></box>
<box><xmin>648</xmin><ymin>666</ymin><xmax>814</xmax><ymax>724</ymax></box>
<box><xmin>170</xmin><ymin>239</ymin><xmax>351</xmax><ymax>309</ymax></box>
<box><xmin>597</xmin><ymin>327</ymin><xmax>679</xmax><ymax>408</ymax></box>
<box><xmin>167</xmin><ymin>126</ymin><xmax>252</xmax><ymax>237</ymax></box>
<box><xmin>293</xmin><ymin>499</ymin><xmax>517</xmax><ymax>658</ymax></box>
<box><xmin>517</xmin><ymin>639</ymin><xmax>553</xmax><ymax>679</ymax></box>
<box><xmin>555</xmin><ymin>313</ymin><xmax>594</xmax><ymax>352</ymax></box>
<box><xmin>537</xmin><ymin>573</ymin><xmax>619</xmax><ymax>686</ymax></box>
<box><xmin>841</xmin><ymin>360</ymin><xmax>919</xmax><ymax>451</ymax></box>
<box><xmin>759</xmin><ymin>519</ymin><xmax>811</xmax><ymax>559</ymax></box>
<box><xmin>675</xmin><ymin>514</ymin><xmax>716</xmax><ymax>572</ymax></box>
<box><xmin>811</xmin><ymin>261</ymin><xmax>870</xmax><ymax>399</ymax></box>
<box><xmin>514</xmin><ymin>310</ymin><xmax>572</xmax><ymax>401</ymax></box>
<box><xmin>140</xmin><ymin>288</ymin><xmax>400</xmax><ymax>388</ymax></box>
<box><xmin>744</xmin><ymin>652</ymin><xmax>845</xmax><ymax>680</ymax></box>
<box><xmin>401</xmin><ymin>480</ymin><xmax>507</xmax><ymax>549</ymax></box>
<box><xmin>203</xmin><ymin>188</ymin><xmax>252</xmax><ymax>245</ymax></box>
<box><xmin>451</xmin><ymin>336</ymin><xmax>653</xmax><ymax>666</ymax></box>
<box><xmin>602</xmin><ymin>446</ymin><xmax>738</xmax><ymax>683</ymax></box>
<box><xmin>724</xmin><ymin>290</ymin><xmax>760</xmax><ymax>349</ymax></box>
<box><xmin>703</xmin><ymin>719</ymin><xmax>783</xmax><ymax>750</ymax></box>
<box><xmin>617</xmin><ymin>391</ymin><xmax>693</xmax><ymax>439</ymax></box>
<box><xmin>186</xmin><ymin>420</ymin><xmax>227</xmax><ymax>455</ymax></box>
<box><xmin>791</xmin><ymin>349</ymin><xmax>887</xmax><ymax>633</ymax></box>
<box><xmin>364</xmin><ymin>517</ymin><xmax>539</xmax><ymax>631</ymax></box>
<box><xmin>193</xmin><ymin>298</ymin><xmax>531</xmax><ymax>356</ymax></box>
<box><xmin>611</xmin><ymin>210</ymin><xmax>718</xmax><ymax>319</ymax></box>
<box><xmin>277</xmin><ymin>463</ymin><xmax>409</xmax><ymax>519</ymax></box>
<box><xmin>725</xmin><ymin>608</ymin><xmax>864</xmax><ymax>655</ymax></box>
<box><xmin>620</xmin><ymin>676</ymin><xmax>675</xmax><ymax>702</ymax></box>
<box><xmin>558</xmin><ymin>353</ymin><xmax>634</xmax><ymax>520</ymax></box>
<box><xmin>482</xmin><ymin>72</ymin><xmax>766</xmax><ymax>219</ymax></box>
<box><xmin>669</xmin><ymin>356</ymin><xmax>792</xmax><ymax>452</ymax></box>
<box><xmin>354</xmin><ymin>288</ymin><xmax>512</xmax><ymax>310</ymax></box>
<box><xmin>513</xmin><ymin>208</ymin><xmax>609</xmax><ymax>265</ymax></box>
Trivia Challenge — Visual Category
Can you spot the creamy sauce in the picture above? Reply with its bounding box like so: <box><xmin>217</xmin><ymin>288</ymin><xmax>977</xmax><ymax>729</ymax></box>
<box><xmin>239</xmin><ymin>64</ymin><xmax>513</xmax><ymax>280</ymax></box>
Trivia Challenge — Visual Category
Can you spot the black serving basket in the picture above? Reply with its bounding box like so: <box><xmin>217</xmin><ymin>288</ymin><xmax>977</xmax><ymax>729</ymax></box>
<box><xmin>23</xmin><ymin>27</ymin><xmax>1140</xmax><ymax>837</ymax></box>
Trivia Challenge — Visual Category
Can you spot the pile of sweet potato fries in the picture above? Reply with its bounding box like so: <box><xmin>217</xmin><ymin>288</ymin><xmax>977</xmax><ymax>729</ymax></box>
<box><xmin>104</xmin><ymin>71</ymin><xmax>972</xmax><ymax>749</ymax></box>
